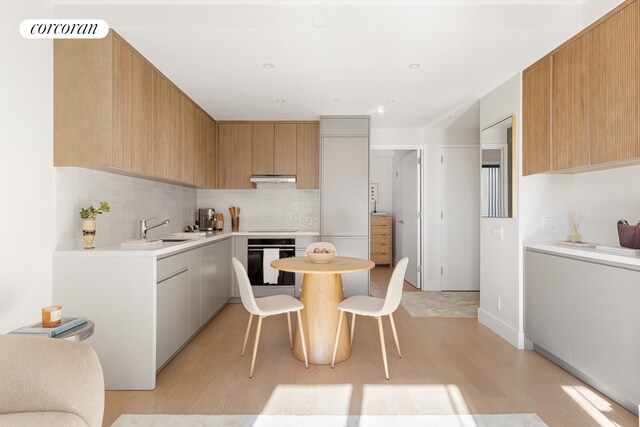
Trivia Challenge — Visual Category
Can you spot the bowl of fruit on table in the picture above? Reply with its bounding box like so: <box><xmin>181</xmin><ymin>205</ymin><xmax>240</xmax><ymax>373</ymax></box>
<box><xmin>306</xmin><ymin>247</ymin><xmax>336</xmax><ymax>264</ymax></box>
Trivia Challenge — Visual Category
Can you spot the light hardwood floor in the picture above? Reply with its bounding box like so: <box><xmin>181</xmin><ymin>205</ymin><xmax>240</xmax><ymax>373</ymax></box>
<box><xmin>104</xmin><ymin>270</ymin><xmax>638</xmax><ymax>427</ymax></box>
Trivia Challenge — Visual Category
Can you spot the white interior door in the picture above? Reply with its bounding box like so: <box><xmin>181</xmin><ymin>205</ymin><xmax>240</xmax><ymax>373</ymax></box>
<box><xmin>393</xmin><ymin>160</ymin><xmax>403</xmax><ymax>266</ymax></box>
<box><xmin>441</xmin><ymin>147</ymin><xmax>480</xmax><ymax>291</ymax></box>
<box><xmin>400</xmin><ymin>151</ymin><xmax>420</xmax><ymax>288</ymax></box>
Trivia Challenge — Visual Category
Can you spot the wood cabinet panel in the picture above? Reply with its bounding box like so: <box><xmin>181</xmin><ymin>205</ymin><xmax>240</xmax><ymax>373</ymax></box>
<box><xmin>522</xmin><ymin>57</ymin><xmax>552</xmax><ymax>175</ymax></box>
<box><xmin>218</xmin><ymin>123</ymin><xmax>253</xmax><ymax>189</ymax></box>
<box><xmin>193</xmin><ymin>108</ymin><xmax>207</xmax><ymax>188</ymax></box>
<box><xmin>55</xmin><ymin>30</ymin><xmax>215</xmax><ymax>187</ymax></box>
<box><xmin>252</xmin><ymin>123</ymin><xmax>275</xmax><ymax>175</ymax></box>
<box><xmin>113</xmin><ymin>36</ymin><xmax>153</xmax><ymax>175</ymax></box>
<box><xmin>179</xmin><ymin>95</ymin><xmax>195</xmax><ymax>184</ymax></box>
<box><xmin>275</xmin><ymin>123</ymin><xmax>297</xmax><ymax>175</ymax></box>
<box><xmin>296</xmin><ymin>122</ymin><xmax>319</xmax><ymax>189</ymax></box>
<box><xmin>54</xmin><ymin>36</ymin><xmax>113</xmax><ymax>167</ymax></box>
<box><xmin>590</xmin><ymin>1</ymin><xmax>640</xmax><ymax>165</ymax></box>
<box><xmin>152</xmin><ymin>71</ymin><xmax>179</xmax><ymax>179</ymax></box>
<box><xmin>552</xmin><ymin>34</ymin><xmax>591</xmax><ymax>171</ymax></box>
<box><xmin>207</xmin><ymin>119</ymin><xmax>217</xmax><ymax>188</ymax></box>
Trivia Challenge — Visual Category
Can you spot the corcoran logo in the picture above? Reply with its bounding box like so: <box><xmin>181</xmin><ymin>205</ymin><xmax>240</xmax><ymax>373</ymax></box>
<box><xmin>20</xmin><ymin>19</ymin><xmax>109</xmax><ymax>39</ymax></box>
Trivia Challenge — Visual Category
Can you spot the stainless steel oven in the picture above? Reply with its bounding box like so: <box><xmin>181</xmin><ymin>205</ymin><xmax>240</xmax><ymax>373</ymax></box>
<box><xmin>247</xmin><ymin>238</ymin><xmax>295</xmax><ymax>286</ymax></box>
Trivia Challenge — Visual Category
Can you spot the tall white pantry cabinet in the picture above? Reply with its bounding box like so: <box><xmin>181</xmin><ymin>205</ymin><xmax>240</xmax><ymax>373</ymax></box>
<box><xmin>320</xmin><ymin>116</ymin><xmax>370</xmax><ymax>296</ymax></box>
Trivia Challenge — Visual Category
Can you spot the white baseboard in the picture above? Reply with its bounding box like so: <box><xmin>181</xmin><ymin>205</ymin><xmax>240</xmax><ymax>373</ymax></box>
<box><xmin>477</xmin><ymin>308</ymin><xmax>524</xmax><ymax>349</ymax></box>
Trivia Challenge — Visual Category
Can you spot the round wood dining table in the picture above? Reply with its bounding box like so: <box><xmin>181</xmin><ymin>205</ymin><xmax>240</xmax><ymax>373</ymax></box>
<box><xmin>271</xmin><ymin>256</ymin><xmax>375</xmax><ymax>365</ymax></box>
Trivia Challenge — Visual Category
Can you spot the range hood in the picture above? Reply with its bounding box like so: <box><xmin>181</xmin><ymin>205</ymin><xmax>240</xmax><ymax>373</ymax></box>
<box><xmin>249</xmin><ymin>175</ymin><xmax>297</xmax><ymax>184</ymax></box>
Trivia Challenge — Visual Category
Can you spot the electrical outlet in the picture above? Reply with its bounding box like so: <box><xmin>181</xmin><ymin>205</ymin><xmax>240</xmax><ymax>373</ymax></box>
<box><xmin>497</xmin><ymin>297</ymin><xmax>501</xmax><ymax>311</ymax></box>
<box><xmin>492</xmin><ymin>226</ymin><xmax>504</xmax><ymax>240</ymax></box>
<box><xmin>543</xmin><ymin>217</ymin><xmax>558</xmax><ymax>233</ymax></box>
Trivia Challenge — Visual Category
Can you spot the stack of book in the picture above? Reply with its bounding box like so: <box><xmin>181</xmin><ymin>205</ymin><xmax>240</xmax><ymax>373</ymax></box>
<box><xmin>11</xmin><ymin>317</ymin><xmax>88</xmax><ymax>337</ymax></box>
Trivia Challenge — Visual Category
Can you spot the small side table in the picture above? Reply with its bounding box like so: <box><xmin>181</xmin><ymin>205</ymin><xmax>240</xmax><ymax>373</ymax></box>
<box><xmin>9</xmin><ymin>320</ymin><xmax>95</xmax><ymax>342</ymax></box>
<box><xmin>55</xmin><ymin>321</ymin><xmax>95</xmax><ymax>342</ymax></box>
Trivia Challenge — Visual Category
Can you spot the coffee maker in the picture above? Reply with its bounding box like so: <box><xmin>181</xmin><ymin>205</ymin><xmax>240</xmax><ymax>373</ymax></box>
<box><xmin>198</xmin><ymin>208</ymin><xmax>216</xmax><ymax>232</ymax></box>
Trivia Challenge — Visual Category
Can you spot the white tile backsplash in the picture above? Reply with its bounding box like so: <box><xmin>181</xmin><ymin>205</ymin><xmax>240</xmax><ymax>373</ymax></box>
<box><xmin>197</xmin><ymin>183</ymin><xmax>319</xmax><ymax>232</ymax></box>
<box><xmin>56</xmin><ymin>168</ymin><xmax>197</xmax><ymax>249</ymax></box>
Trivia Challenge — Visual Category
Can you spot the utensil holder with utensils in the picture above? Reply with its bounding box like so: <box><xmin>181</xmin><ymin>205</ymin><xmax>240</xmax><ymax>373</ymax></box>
<box><xmin>230</xmin><ymin>206</ymin><xmax>240</xmax><ymax>232</ymax></box>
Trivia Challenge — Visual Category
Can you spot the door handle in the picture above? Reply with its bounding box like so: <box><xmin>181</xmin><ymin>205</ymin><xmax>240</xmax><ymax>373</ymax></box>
<box><xmin>397</xmin><ymin>220</ymin><xmax>405</xmax><ymax>224</ymax></box>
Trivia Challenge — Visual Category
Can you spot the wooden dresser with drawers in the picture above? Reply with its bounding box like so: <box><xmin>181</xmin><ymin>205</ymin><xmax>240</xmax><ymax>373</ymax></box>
<box><xmin>370</xmin><ymin>215</ymin><xmax>392</xmax><ymax>265</ymax></box>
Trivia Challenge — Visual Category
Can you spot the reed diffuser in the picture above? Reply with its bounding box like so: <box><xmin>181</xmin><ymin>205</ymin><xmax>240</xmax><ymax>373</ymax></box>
<box><xmin>569</xmin><ymin>212</ymin><xmax>584</xmax><ymax>242</ymax></box>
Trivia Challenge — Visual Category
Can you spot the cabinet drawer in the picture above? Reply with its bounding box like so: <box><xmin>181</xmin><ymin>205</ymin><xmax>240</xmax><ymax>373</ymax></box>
<box><xmin>371</xmin><ymin>216</ymin><xmax>391</xmax><ymax>226</ymax></box>
<box><xmin>370</xmin><ymin>234</ymin><xmax>390</xmax><ymax>244</ymax></box>
<box><xmin>370</xmin><ymin>225</ymin><xmax>391</xmax><ymax>236</ymax></box>
<box><xmin>370</xmin><ymin>244</ymin><xmax>390</xmax><ymax>254</ymax></box>
<box><xmin>371</xmin><ymin>253</ymin><xmax>392</xmax><ymax>264</ymax></box>
<box><xmin>157</xmin><ymin>252</ymin><xmax>189</xmax><ymax>283</ymax></box>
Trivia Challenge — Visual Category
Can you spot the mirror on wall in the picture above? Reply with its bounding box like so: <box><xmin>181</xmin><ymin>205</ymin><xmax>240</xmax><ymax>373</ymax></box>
<box><xmin>481</xmin><ymin>116</ymin><xmax>515</xmax><ymax>218</ymax></box>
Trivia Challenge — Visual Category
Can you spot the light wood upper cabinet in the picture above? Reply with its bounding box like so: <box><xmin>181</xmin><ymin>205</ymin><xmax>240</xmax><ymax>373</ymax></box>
<box><xmin>552</xmin><ymin>34</ymin><xmax>591</xmax><ymax>171</ymax></box>
<box><xmin>54</xmin><ymin>36</ymin><xmax>113</xmax><ymax>168</ymax></box>
<box><xmin>194</xmin><ymin>109</ymin><xmax>217</xmax><ymax>189</ymax></box>
<box><xmin>590</xmin><ymin>1</ymin><xmax>640</xmax><ymax>165</ymax></box>
<box><xmin>179</xmin><ymin>95</ymin><xmax>195</xmax><ymax>184</ymax></box>
<box><xmin>113</xmin><ymin>35</ymin><xmax>153</xmax><ymax>175</ymax></box>
<box><xmin>522</xmin><ymin>0</ymin><xmax>640</xmax><ymax>175</ymax></box>
<box><xmin>55</xmin><ymin>30</ymin><xmax>213</xmax><ymax>188</ymax></box>
<box><xmin>275</xmin><ymin>123</ymin><xmax>297</xmax><ymax>175</ymax></box>
<box><xmin>152</xmin><ymin>70</ymin><xmax>179</xmax><ymax>180</ymax></box>
<box><xmin>523</xmin><ymin>57</ymin><xmax>552</xmax><ymax>176</ymax></box>
<box><xmin>207</xmin><ymin>119</ymin><xmax>218</xmax><ymax>188</ymax></box>
<box><xmin>296</xmin><ymin>122</ymin><xmax>320</xmax><ymax>189</ymax></box>
<box><xmin>251</xmin><ymin>123</ymin><xmax>275</xmax><ymax>175</ymax></box>
<box><xmin>218</xmin><ymin>123</ymin><xmax>253</xmax><ymax>189</ymax></box>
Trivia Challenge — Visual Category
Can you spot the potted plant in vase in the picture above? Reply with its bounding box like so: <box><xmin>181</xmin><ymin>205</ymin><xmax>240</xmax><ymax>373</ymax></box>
<box><xmin>79</xmin><ymin>201</ymin><xmax>110</xmax><ymax>249</ymax></box>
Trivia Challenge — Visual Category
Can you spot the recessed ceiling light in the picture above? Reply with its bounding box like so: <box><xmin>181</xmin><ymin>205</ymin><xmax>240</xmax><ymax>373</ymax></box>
<box><xmin>263</xmin><ymin>63</ymin><xmax>275</xmax><ymax>69</ymax></box>
<box><xmin>276</xmin><ymin>99</ymin><xmax>285</xmax><ymax>103</ymax></box>
<box><xmin>385</xmin><ymin>99</ymin><xmax>395</xmax><ymax>103</ymax></box>
<box><xmin>409</xmin><ymin>63</ymin><xmax>421</xmax><ymax>69</ymax></box>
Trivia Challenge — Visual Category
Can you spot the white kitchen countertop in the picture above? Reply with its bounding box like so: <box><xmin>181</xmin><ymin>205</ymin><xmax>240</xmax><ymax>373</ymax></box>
<box><xmin>54</xmin><ymin>230</ymin><xmax>319</xmax><ymax>258</ymax></box>
<box><xmin>524</xmin><ymin>241</ymin><xmax>640</xmax><ymax>268</ymax></box>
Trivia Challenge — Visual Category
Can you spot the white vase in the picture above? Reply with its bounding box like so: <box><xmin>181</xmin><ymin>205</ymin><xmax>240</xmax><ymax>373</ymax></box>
<box><xmin>82</xmin><ymin>218</ymin><xmax>96</xmax><ymax>249</ymax></box>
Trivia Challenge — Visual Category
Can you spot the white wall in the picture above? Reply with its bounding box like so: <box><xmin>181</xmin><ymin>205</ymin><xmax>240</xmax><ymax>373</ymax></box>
<box><xmin>572</xmin><ymin>165</ymin><xmax>640</xmax><ymax>246</ymax></box>
<box><xmin>369</xmin><ymin>150</ymin><xmax>394</xmax><ymax>214</ymax></box>
<box><xmin>0</xmin><ymin>0</ymin><xmax>54</xmax><ymax>334</ymax></box>
<box><xmin>197</xmin><ymin>185</ymin><xmax>319</xmax><ymax>232</ymax></box>
<box><xmin>582</xmin><ymin>0</ymin><xmax>625</xmax><ymax>26</ymax></box>
<box><xmin>478</xmin><ymin>73</ymin><xmax>524</xmax><ymax>348</ymax></box>
<box><xmin>56</xmin><ymin>168</ymin><xmax>197</xmax><ymax>249</ymax></box>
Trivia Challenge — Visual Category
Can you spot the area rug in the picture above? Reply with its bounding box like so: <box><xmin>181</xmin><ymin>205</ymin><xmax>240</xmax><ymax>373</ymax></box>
<box><xmin>112</xmin><ymin>413</ymin><xmax>547</xmax><ymax>427</ymax></box>
<box><xmin>401</xmin><ymin>291</ymin><xmax>479</xmax><ymax>317</ymax></box>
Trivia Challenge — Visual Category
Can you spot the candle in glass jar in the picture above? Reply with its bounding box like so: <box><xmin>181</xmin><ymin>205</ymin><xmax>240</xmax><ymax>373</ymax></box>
<box><xmin>42</xmin><ymin>305</ymin><xmax>62</xmax><ymax>327</ymax></box>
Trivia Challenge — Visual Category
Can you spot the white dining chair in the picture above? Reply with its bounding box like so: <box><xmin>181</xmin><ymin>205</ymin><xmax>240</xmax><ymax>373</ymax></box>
<box><xmin>331</xmin><ymin>257</ymin><xmax>409</xmax><ymax>379</ymax></box>
<box><xmin>305</xmin><ymin>242</ymin><xmax>338</xmax><ymax>254</ymax></box>
<box><xmin>232</xmin><ymin>257</ymin><xmax>309</xmax><ymax>378</ymax></box>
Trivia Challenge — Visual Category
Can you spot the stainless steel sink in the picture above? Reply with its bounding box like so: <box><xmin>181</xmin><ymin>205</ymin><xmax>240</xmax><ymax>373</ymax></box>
<box><xmin>161</xmin><ymin>237</ymin><xmax>190</xmax><ymax>242</ymax></box>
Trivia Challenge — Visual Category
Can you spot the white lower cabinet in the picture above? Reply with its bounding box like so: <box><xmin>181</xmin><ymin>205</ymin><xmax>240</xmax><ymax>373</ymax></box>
<box><xmin>54</xmin><ymin>235</ymin><xmax>234</xmax><ymax>390</ymax></box>
<box><xmin>156</xmin><ymin>237</ymin><xmax>232</xmax><ymax>371</ymax></box>
<box><xmin>156</xmin><ymin>269</ymin><xmax>189</xmax><ymax>370</ymax></box>
<box><xmin>525</xmin><ymin>249</ymin><xmax>640</xmax><ymax>415</ymax></box>
<box><xmin>571</xmin><ymin>261</ymin><xmax>640</xmax><ymax>409</ymax></box>
<box><xmin>524</xmin><ymin>250</ymin><xmax>572</xmax><ymax>364</ymax></box>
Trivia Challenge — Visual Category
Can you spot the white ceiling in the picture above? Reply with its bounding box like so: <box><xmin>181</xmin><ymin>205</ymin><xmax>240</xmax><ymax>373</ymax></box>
<box><xmin>53</xmin><ymin>1</ymin><xmax>588</xmax><ymax>130</ymax></box>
